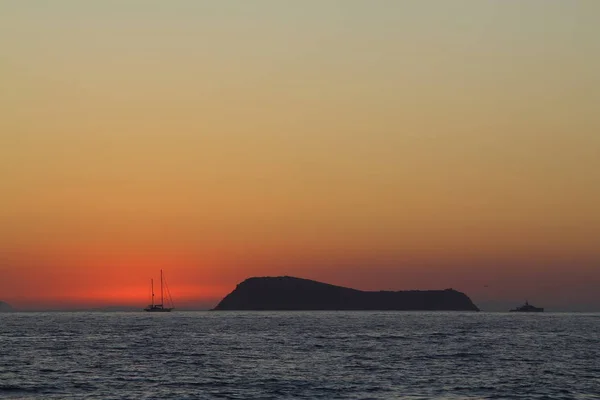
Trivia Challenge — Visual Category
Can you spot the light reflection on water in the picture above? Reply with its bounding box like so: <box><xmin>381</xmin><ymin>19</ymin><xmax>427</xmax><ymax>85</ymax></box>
<box><xmin>1</xmin><ymin>312</ymin><xmax>598</xmax><ymax>399</ymax></box>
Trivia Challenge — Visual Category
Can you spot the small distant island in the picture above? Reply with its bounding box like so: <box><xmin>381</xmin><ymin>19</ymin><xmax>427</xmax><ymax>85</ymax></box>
<box><xmin>213</xmin><ymin>276</ymin><xmax>479</xmax><ymax>311</ymax></box>
<box><xmin>0</xmin><ymin>301</ymin><xmax>14</xmax><ymax>312</ymax></box>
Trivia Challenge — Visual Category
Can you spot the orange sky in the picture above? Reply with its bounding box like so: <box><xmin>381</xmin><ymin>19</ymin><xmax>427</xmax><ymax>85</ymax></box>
<box><xmin>1</xmin><ymin>2</ymin><xmax>599</xmax><ymax>310</ymax></box>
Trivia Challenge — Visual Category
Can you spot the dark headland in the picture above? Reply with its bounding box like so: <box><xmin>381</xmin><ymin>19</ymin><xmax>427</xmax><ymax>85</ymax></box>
<box><xmin>0</xmin><ymin>301</ymin><xmax>14</xmax><ymax>312</ymax></box>
<box><xmin>213</xmin><ymin>276</ymin><xmax>479</xmax><ymax>311</ymax></box>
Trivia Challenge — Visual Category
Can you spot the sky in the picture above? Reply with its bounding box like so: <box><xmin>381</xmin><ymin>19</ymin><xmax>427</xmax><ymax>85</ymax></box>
<box><xmin>1</xmin><ymin>1</ymin><xmax>599</xmax><ymax>311</ymax></box>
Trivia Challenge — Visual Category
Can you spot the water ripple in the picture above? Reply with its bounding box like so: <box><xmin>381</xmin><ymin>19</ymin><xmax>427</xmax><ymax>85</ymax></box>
<box><xmin>0</xmin><ymin>312</ymin><xmax>598</xmax><ymax>399</ymax></box>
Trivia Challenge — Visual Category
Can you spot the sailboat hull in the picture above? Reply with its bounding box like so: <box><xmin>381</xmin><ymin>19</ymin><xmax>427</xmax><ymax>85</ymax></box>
<box><xmin>144</xmin><ymin>306</ymin><xmax>173</xmax><ymax>312</ymax></box>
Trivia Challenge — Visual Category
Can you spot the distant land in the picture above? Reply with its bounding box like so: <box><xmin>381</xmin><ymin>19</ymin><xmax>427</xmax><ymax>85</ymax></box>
<box><xmin>94</xmin><ymin>306</ymin><xmax>141</xmax><ymax>312</ymax></box>
<box><xmin>0</xmin><ymin>301</ymin><xmax>14</xmax><ymax>312</ymax></box>
<box><xmin>213</xmin><ymin>276</ymin><xmax>480</xmax><ymax>311</ymax></box>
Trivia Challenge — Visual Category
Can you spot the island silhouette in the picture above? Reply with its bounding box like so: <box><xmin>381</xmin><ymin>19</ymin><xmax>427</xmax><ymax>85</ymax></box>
<box><xmin>213</xmin><ymin>276</ymin><xmax>479</xmax><ymax>311</ymax></box>
<box><xmin>0</xmin><ymin>300</ymin><xmax>14</xmax><ymax>312</ymax></box>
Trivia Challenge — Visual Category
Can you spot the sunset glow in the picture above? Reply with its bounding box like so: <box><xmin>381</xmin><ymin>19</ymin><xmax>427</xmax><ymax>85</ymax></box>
<box><xmin>1</xmin><ymin>1</ymin><xmax>599</xmax><ymax>310</ymax></box>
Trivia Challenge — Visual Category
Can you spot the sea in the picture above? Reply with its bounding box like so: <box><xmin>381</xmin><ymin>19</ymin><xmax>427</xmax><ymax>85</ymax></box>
<box><xmin>1</xmin><ymin>312</ymin><xmax>598</xmax><ymax>399</ymax></box>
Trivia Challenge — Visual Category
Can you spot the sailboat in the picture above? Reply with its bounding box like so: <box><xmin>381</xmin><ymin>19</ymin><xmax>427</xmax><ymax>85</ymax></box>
<box><xmin>144</xmin><ymin>270</ymin><xmax>174</xmax><ymax>312</ymax></box>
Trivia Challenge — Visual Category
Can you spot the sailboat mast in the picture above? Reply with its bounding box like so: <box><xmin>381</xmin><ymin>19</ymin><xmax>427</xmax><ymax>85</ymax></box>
<box><xmin>161</xmin><ymin>269</ymin><xmax>164</xmax><ymax>307</ymax></box>
<box><xmin>151</xmin><ymin>279</ymin><xmax>155</xmax><ymax>307</ymax></box>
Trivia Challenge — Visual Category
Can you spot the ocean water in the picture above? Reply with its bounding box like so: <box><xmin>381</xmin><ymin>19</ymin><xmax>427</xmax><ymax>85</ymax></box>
<box><xmin>0</xmin><ymin>312</ymin><xmax>598</xmax><ymax>399</ymax></box>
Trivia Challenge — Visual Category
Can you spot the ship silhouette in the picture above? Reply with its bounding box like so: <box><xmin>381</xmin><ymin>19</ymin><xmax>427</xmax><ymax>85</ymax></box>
<box><xmin>510</xmin><ymin>300</ymin><xmax>543</xmax><ymax>312</ymax></box>
<box><xmin>144</xmin><ymin>270</ymin><xmax>174</xmax><ymax>312</ymax></box>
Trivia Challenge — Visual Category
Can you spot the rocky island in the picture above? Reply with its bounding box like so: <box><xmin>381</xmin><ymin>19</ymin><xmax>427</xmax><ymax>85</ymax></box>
<box><xmin>0</xmin><ymin>301</ymin><xmax>14</xmax><ymax>312</ymax></box>
<box><xmin>213</xmin><ymin>276</ymin><xmax>479</xmax><ymax>311</ymax></box>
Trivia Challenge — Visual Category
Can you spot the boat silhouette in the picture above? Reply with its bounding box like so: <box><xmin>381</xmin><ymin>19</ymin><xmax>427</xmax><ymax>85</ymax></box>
<box><xmin>144</xmin><ymin>270</ymin><xmax>174</xmax><ymax>312</ymax></box>
<box><xmin>510</xmin><ymin>300</ymin><xmax>543</xmax><ymax>312</ymax></box>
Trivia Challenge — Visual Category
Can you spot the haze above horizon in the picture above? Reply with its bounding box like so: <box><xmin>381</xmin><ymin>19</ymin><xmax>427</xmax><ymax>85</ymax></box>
<box><xmin>1</xmin><ymin>1</ymin><xmax>599</xmax><ymax>311</ymax></box>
